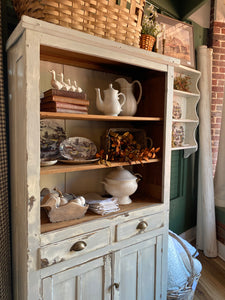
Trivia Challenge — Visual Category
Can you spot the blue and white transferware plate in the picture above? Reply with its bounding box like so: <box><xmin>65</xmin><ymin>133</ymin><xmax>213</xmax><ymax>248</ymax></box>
<box><xmin>59</xmin><ymin>137</ymin><xmax>97</xmax><ymax>160</ymax></box>
<box><xmin>40</xmin><ymin>120</ymin><xmax>67</xmax><ymax>159</ymax></box>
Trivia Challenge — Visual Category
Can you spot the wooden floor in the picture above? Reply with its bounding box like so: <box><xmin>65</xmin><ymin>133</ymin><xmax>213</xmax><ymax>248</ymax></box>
<box><xmin>194</xmin><ymin>251</ymin><xmax>225</xmax><ymax>300</ymax></box>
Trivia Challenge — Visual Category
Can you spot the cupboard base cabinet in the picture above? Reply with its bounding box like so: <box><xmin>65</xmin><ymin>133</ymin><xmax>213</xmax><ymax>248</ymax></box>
<box><xmin>7</xmin><ymin>16</ymin><xmax>179</xmax><ymax>299</ymax></box>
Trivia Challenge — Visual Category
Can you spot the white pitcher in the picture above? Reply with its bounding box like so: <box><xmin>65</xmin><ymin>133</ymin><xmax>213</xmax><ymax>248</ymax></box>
<box><xmin>115</xmin><ymin>78</ymin><xmax>142</xmax><ymax>116</ymax></box>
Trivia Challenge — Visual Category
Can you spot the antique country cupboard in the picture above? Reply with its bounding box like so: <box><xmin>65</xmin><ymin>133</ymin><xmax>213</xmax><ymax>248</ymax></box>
<box><xmin>6</xmin><ymin>16</ymin><xmax>187</xmax><ymax>300</ymax></box>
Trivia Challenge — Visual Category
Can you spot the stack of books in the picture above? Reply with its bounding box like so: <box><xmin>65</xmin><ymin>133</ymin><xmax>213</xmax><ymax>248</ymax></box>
<box><xmin>40</xmin><ymin>89</ymin><xmax>89</xmax><ymax>114</ymax></box>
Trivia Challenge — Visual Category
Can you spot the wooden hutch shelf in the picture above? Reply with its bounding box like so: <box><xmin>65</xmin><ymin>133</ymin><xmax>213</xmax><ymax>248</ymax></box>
<box><xmin>40</xmin><ymin>111</ymin><xmax>163</xmax><ymax>122</ymax></box>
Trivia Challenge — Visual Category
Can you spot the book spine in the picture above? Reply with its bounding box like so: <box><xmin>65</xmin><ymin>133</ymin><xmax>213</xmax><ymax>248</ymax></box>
<box><xmin>44</xmin><ymin>88</ymin><xmax>87</xmax><ymax>99</ymax></box>
<box><xmin>40</xmin><ymin>107</ymin><xmax>88</xmax><ymax>114</ymax></box>
<box><xmin>41</xmin><ymin>95</ymin><xmax>89</xmax><ymax>106</ymax></box>
<box><xmin>41</xmin><ymin>102</ymin><xmax>88</xmax><ymax>111</ymax></box>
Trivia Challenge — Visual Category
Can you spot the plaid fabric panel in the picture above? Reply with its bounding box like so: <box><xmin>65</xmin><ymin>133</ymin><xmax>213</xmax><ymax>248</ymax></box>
<box><xmin>0</xmin><ymin>0</ymin><xmax>12</xmax><ymax>299</ymax></box>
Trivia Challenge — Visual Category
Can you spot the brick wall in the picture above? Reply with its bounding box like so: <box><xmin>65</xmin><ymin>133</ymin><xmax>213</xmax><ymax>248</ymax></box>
<box><xmin>210</xmin><ymin>0</ymin><xmax>225</xmax><ymax>247</ymax></box>
<box><xmin>209</xmin><ymin>0</ymin><xmax>225</xmax><ymax>174</ymax></box>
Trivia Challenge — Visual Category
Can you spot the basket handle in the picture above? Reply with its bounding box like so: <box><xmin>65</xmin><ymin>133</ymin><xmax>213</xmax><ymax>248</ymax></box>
<box><xmin>169</xmin><ymin>231</ymin><xmax>195</xmax><ymax>286</ymax></box>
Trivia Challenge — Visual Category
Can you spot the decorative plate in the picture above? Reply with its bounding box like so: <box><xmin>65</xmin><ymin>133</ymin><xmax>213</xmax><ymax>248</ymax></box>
<box><xmin>172</xmin><ymin>101</ymin><xmax>182</xmax><ymax>119</ymax></box>
<box><xmin>41</xmin><ymin>159</ymin><xmax>58</xmax><ymax>167</ymax></box>
<box><xmin>59</xmin><ymin>137</ymin><xmax>97</xmax><ymax>160</ymax></box>
<box><xmin>40</xmin><ymin>120</ymin><xmax>67</xmax><ymax>159</ymax></box>
<box><xmin>58</xmin><ymin>158</ymin><xmax>99</xmax><ymax>164</ymax></box>
<box><xmin>172</xmin><ymin>123</ymin><xmax>185</xmax><ymax>147</ymax></box>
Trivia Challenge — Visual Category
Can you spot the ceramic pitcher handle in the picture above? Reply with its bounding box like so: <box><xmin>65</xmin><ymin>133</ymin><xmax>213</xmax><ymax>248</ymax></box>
<box><xmin>146</xmin><ymin>137</ymin><xmax>153</xmax><ymax>149</ymax></box>
<box><xmin>118</xmin><ymin>92</ymin><xmax>126</xmax><ymax>107</ymax></box>
<box><xmin>132</xmin><ymin>80</ymin><xmax>142</xmax><ymax>105</ymax></box>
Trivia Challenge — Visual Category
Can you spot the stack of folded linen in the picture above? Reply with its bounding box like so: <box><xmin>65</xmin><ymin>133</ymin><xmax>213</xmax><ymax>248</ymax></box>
<box><xmin>84</xmin><ymin>193</ymin><xmax>120</xmax><ymax>215</ymax></box>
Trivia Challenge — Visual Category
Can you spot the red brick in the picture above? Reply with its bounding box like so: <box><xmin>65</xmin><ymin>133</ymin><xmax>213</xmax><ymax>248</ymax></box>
<box><xmin>212</xmin><ymin>67</ymin><xmax>219</xmax><ymax>73</ymax></box>
<box><xmin>212</xmin><ymin>111</ymin><xmax>222</xmax><ymax>117</ymax></box>
<box><xmin>219</xmin><ymin>67</ymin><xmax>225</xmax><ymax>73</ymax></box>
<box><xmin>218</xmin><ymin>80</ymin><xmax>225</xmax><ymax>85</ymax></box>
<box><xmin>212</xmin><ymin>98</ymin><xmax>223</xmax><ymax>104</ymax></box>
<box><xmin>213</xmin><ymin>54</ymin><xmax>220</xmax><ymax>60</ymax></box>
<box><xmin>213</xmin><ymin>40</ymin><xmax>221</xmax><ymax>47</ymax></box>
<box><xmin>212</xmin><ymin>79</ymin><xmax>218</xmax><ymax>85</ymax></box>
<box><xmin>213</xmin><ymin>46</ymin><xmax>225</xmax><ymax>53</ymax></box>
<box><xmin>212</xmin><ymin>123</ymin><xmax>221</xmax><ymax>128</ymax></box>
<box><xmin>216</xmin><ymin>105</ymin><xmax>223</xmax><ymax>111</ymax></box>
<box><xmin>212</xmin><ymin>147</ymin><xmax>219</xmax><ymax>152</ymax></box>
<box><xmin>213</xmin><ymin>60</ymin><xmax>225</xmax><ymax>66</ymax></box>
<box><xmin>212</xmin><ymin>86</ymin><xmax>224</xmax><ymax>92</ymax></box>
<box><xmin>216</xmin><ymin>117</ymin><xmax>222</xmax><ymax>123</ymax></box>
<box><xmin>213</xmin><ymin>34</ymin><xmax>225</xmax><ymax>40</ymax></box>
<box><xmin>211</xmin><ymin>104</ymin><xmax>216</xmax><ymax>111</ymax></box>
<box><xmin>216</xmin><ymin>93</ymin><xmax>224</xmax><ymax>99</ymax></box>
<box><xmin>213</xmin><ymin>27</ymin><xmax>221</xmax><ymax>34</ymax></box>
<box><xmin>214</xmin><ymin>21</ymin><xmax>225</xmax><ymax>28</ymax></box>
<box><xmin>212</xmin><ymin>73</ymin><xmax>225</xmax><ymax>79</ymax></box>
<box><xmin>212</xmin><ymin>140</ymin><xmax>220</xmax><ymax>146</ymax></box>
<box><xmin>221</xmin><ymin>41</ymin><xmax>225</xmax><ymax>47</ymax></box>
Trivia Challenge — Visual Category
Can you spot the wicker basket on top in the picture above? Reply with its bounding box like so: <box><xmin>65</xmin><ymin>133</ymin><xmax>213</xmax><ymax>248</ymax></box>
<box><xmin>12</xmin><ymin>0</ymin><xmax>145</xmax><ymax>47</ymax></box>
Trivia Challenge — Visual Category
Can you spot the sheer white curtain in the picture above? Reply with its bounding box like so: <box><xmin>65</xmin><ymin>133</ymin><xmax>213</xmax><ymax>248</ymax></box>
<box><xmin>196</xmin><ymin>45</ymin><xmax>217</xmax><ymax>257</ymax></box>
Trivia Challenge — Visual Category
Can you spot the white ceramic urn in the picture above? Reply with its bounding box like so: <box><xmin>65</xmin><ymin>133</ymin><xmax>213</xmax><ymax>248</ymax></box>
<box><xmin>102</xmin><ymin>166</ymin><xmax>141</xmax><ymax>205</ymax></box>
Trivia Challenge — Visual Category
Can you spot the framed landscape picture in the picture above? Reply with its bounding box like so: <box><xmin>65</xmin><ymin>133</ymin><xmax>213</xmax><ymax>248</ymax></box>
<box><xmin>157</xmin><ymin>14</ymin><xmax>195</xmax><ymax>68</ymax></box>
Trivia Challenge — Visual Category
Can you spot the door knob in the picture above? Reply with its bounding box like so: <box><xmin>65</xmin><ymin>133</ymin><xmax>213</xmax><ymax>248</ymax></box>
<box><xmin>113</xmin><ymin>283</ymin><xmax>120</xmax><ymax>290</ymax></box>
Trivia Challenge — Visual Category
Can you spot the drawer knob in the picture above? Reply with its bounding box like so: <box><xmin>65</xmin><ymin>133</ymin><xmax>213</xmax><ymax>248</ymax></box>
<box><xmin>137</xmin><ymin>221</ymin><xmax>148</xmax><ymax>230</ymax></box>
<box><xmin>70</xmin><ymin>241</ymin><xmax>87</xmax><ymax>251</ymax></box>
<box><xmin>113</xmin><ymin>283</ymin><xmax>120</xmax><ymax>290</ymax></box>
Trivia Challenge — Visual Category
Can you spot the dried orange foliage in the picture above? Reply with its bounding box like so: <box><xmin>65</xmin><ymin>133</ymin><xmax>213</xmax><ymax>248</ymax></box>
<box><xmin>96</xmin><ymin>131</ymin><xmax>160</xmax><ymax>165</ymax></box>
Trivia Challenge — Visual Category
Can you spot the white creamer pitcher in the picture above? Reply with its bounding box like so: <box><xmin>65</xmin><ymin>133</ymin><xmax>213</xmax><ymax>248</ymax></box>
<box><xmin>115</xmin><ymin>78</ymin><xmax>142</xmax><ymax>116</ymax></box>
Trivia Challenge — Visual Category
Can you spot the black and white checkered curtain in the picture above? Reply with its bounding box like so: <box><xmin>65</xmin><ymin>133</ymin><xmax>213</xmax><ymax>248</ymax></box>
<box><xmin>0</xmin><ymin>0</ymin><xmax>12</xmax><ymax>298</ymax></box>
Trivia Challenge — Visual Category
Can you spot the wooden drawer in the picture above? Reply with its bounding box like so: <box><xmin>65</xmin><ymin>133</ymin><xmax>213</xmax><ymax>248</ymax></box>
<box><xmin>116</xmin><ymin>212</ymin><xmax>164</xmax><ymax>242</ymax></box>
<box><xmin>40</xmin><ymin>227</ymin><xmax>110</xmax><ymax>268</ymax></box>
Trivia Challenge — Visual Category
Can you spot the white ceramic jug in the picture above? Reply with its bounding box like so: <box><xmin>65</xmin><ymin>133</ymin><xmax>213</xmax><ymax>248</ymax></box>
<box><xmin>115</xmin><ymin>78</ymin><xmax>142</xmax><ymax>116</ymax></box>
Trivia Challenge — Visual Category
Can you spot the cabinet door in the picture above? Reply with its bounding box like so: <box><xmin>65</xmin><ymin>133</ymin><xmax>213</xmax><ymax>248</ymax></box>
<box><xmin>112</xmin><ymin>235</ymin><xmax>163</xmax><ymax>300</ymax></box>
<box><xmin>42</xmin><ymin>256</ymin><xmax>111</xmax><ymax>300</ymax></box>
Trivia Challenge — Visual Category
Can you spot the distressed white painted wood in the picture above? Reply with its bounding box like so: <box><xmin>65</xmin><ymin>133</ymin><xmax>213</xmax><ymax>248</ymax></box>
<box><xmin>112</xmin><ymin>236</ymin><xmax>163</xmax><ymax>300</ymax></box>
<box><xmin>8</xmin><ymin>30</ymin><xmax>41</xmax><ymax>299</ymax></box>
<box><xmin>42</xmin><ymin>256</ymin><xmax>111</xmax><ymax>300</ymax></box>
<box><xmin>172</xmin><ymin>65</ymin><xmax>201</xmax><ymax>158</ymax></box>
<box><xmin>6</xmin><ymin>15</ymin><xmax>178</xmax><ymax>300</ymax></box>
<box><xmin>116</xmin><ymin>212</ymin><xmax>164</xmax><ymax>242</ymax></box>
<box><xmin>40</xmin><ymin>227</ymin><xmax>110</xmax><ymax>267</ymax></box>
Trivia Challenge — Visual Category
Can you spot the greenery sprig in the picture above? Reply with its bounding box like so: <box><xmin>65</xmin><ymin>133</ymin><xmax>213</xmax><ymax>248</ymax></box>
<box><xmin>141</xmin><ymin>4</ymin><xmax>162</xmax><ymax>38</ymax></box>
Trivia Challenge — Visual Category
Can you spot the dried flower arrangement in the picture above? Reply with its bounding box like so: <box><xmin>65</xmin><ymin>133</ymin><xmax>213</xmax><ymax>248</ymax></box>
<box><xmin>174</xmin><ymin>74</ymin><xmax>191</xmax><ymax>92</ymax></box>
<box><xmin>141</xmin><ymin>4</ymin><xmax>162</xmax><ymax>37</ymax></box>
<box><xmin>96</xmin><ymin>130</ymin><xmax>160</xmax><ymax>166</ymax></box>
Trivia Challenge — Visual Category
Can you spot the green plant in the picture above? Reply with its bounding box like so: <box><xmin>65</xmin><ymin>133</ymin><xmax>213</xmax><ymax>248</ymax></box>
<box><xmin>141</xmin><ymin>4</ymin><xmax>162</xmax><ymax>37</ymax></box>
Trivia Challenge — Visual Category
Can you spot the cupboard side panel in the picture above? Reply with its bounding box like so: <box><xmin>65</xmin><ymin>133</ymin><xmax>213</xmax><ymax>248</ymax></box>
<box><xmin>8</xmin><ymin>30</ymin><xmax>41</xmax><ymax>300</ymax></box>
<box><xmin>8</xmin><ymin>37</ymin><xmax>28</xmax><ymax>300</ymax></box>
<box><xmin>163</xmin><ymin>65</ymin><xmax>173</xmax><ymax>210</ymax></box>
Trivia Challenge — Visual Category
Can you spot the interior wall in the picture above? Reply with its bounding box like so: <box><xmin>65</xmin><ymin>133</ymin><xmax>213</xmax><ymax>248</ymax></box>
<box><xmin>209</xmin><ymin>0</ymin><xmax>225</xmax><ymax>248</ymax></box>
